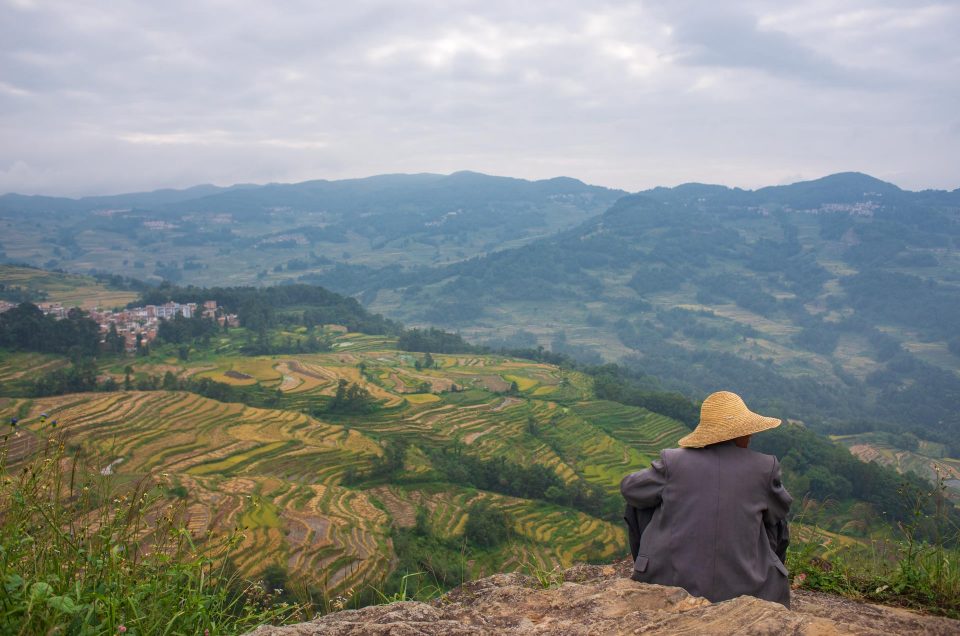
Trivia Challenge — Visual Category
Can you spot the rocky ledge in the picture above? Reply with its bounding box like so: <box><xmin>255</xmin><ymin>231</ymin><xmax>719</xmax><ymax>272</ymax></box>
<box><xmin>248</xmin><ymin>562</ymin><xmax>959</xmax><ymax>635</ymax></box>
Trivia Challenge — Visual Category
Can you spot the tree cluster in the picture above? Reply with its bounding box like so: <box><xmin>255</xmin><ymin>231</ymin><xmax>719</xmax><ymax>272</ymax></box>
<box><xmin>425</xmin><ymin>447</ymin><xmax>617</xmax><ymax>520</ymax></box>
<box><xmin>0</xmin><ymin>303</ymin><xmax>100</xmax><ymax>357</ymax></box>
<box><xmin>752</xmin><ymin>424</ymin><xmax>960</xmax><ymax>543</ymax></box>
<box><xmin>397</xmin><ymin>328</ymin><xmax>475</xmax><ymax>353</ymax></box>
<box><xmin>136</xmin><ymin>283</ymin><xmax>399</xmax><ymax>335</ymax></box>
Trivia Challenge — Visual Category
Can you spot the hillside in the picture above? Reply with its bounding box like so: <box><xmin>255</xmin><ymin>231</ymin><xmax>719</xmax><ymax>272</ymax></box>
<box><xmin>337</xmin><ymin>172</ymin><xmax>960</xmax><ymax>454</ymax></box>
<box><xmin>0</xmin><ymin>331</ymin><xmax>689</xmax><ymax>595</ymax></box>
<box><xmin>2</xmin><ymin>267</ymin><xmax>959</xmax><ymax>625</ymax></box>
<box><xmin>0</xmin><ymin>264</ymin><xmax>139</xmax><ymax>309</ymax></box>
<box><xmin>3</xmin><ymin>326</ymin><xmax>955</xmax><ymax>606</ymax></box>
<box><xmin>4</xmin><ymin>172</ymin><xmax>957</xmax><ymax>454</ymax></box>
<box><xmin>0</xmin><ymin>172</ymin><xmax>623</xmax><ymax>286</ymax></box>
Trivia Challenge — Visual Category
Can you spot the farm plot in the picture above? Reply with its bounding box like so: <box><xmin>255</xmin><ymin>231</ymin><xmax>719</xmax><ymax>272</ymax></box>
<box><xmin>367</xmin><ymin>484</ymin><xmax>625</xmax><ymax>576</ymax></box>
<box><xmin>276</xmin><ymin>357</ymin><xmax>404</xmax><ymax>408</ymax></box>
<box><xmin>329</xmin><ymin>334</ymin><xmax>397</xmax><ymax>352</ymax></box>
<box><xmin>281</xmin><ymin>483</ymin><xmax>393</xmax><ymax>591</ymax></box>
<box><xmin>195</xmin><ymin>357</ymin><xmax>284</xmax><ymax>387</ymax></box>
<box><xmin>571</xmin><ymin>400</ymin><xmax>688</xmax><ymax>460</ymax></box>
<box><xmin>0</xmin><ymin>352</ymin><xmax>69</xmax><ymax>385</ymax></box>
<box><xmin>0</xmin><ymin>346</ymin><xmax>684</xmax><ymax>596</ymax></box>
<box><xmin>0</xmin><ymin>391</ymin><xmax>382</xmax><ymax>484</ymax></box>
<box><xmin>0</xmin><ymin>265</ymin><xmax>139</xmax><ymax>309</ymax></box>
<box><xmin>526</xmin><ymin>401</ymin><xmax>646</xmax><ymax>493</ymax></box>
<box><xmin>835</xmin><ymin>434</ymin><xmax>960</xmax><ymax>499</ymax></box>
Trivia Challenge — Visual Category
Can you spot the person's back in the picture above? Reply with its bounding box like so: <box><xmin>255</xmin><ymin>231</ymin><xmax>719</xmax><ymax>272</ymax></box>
<box><xmin>620</xmin><ymin>391</ymin><xmax>792</xmax><ymax>607</ymax></box>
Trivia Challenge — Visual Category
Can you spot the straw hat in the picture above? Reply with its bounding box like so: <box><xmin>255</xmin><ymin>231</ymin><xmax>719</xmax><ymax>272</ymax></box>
<box><xmin>678</xmin><ymin>391</ymin><xmax>781</xmax><ymax>448</ymax></box>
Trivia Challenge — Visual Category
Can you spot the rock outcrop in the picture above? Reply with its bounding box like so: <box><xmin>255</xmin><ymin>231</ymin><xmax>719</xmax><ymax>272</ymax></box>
<box><xmin>248</xmin><ymin>562</ymin><xmax>959</xmax><ymax>635</ymax></box>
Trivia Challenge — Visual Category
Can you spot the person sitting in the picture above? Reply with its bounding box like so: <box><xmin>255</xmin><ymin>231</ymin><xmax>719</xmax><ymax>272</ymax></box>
<box><xmin>620</xmin><ymin>390</ymin><xmax>792</xmax><ymax>607</ymax></box>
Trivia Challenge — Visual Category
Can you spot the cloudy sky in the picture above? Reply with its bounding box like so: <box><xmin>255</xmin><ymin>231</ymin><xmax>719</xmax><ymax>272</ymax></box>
<box><xmin>1</xmin><ymin>0</ymin><xmax>958</xmax><ymax>196</ymax></box>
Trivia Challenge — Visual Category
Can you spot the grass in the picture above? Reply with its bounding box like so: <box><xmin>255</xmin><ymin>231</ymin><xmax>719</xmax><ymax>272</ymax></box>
<box><xmin>789</xmin><ymin>496</ymin><xmax>960</xmax><ymax>618</ymax></box>
<box><xmin>0</xmin><ymin>431</ymin><xmax>300</xmax><ymax>635</ymax></box>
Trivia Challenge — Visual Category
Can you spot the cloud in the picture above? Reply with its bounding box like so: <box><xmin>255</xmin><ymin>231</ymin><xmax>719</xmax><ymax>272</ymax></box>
<box><xmin>0</xmin><ymin>0</ymin><xmax>958</xmax><ymax>195</ymax></box>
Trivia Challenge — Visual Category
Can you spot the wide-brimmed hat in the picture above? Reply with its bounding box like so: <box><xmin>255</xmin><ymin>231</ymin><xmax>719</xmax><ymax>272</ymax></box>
<box><xmin>678</xmin><ymin>391</ymin><xmax>781</xmax><ymax>448</ymax></box>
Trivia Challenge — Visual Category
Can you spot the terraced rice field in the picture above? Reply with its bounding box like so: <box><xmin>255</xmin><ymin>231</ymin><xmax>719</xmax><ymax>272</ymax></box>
<box><xmin>834</xmin><ymin>433</ymin><xmax>960</xmax><ymax>499</ymax></box>
<box><xmin>0</xmin><ymin>391</ymin><xmax>390</xmax><ymax>592</ymax></box>
<box><xmin>0</xmin><ymin>344</ymin><xmax>693</xmax><ymax>595</ymax></box>
<box><xmin>0</xmin><ymin>352</ymin><xmax>69</xmax><ymax>385</ymax></box>
<box><xmin>572</xmin><ymin>401</ymin><xmax>688</xmax><ymax>459</ymax></box>
<box><xmin>368</xmin><ymin>484</ymin><xmax>625</xmax><ymax>575</ymax></box>
<box><xmin>0</xmin><ymin>265</ymin><xmax>140</xmax><ymax>309</ymax></box>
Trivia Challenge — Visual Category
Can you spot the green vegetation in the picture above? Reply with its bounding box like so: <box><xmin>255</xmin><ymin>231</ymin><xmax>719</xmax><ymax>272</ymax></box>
<box><xmin>464</xmin><ymin>501</ymin><xmax>511</xmax><ymax>547</ymax></box>
<box><xmin>334</xmin><ymin>174</ymin><xmax>960</xmax><ymax>457</ymax></box>
<box><xmin>0</xmin><ymin>303</ymin><xmax>100</xmax><ymax>356</ymax></box>
<box><xmin>788</xmin><ymin>478</ymin><xmax>960</xmax><ymax>619</ymax></box>
<box><xmin>0</xmin><ymin>339</ymin><xmax>632</xmax><ymax>607</ymax></box>
<box><xmin>0</xmin><ymin>265</ymin><xmax>140</xmax><ymax>310</ymax></box>
<box><xmin>3</xmin><ymin>258</ymin><xmax>960</xmax><ymax>621</ymax></box>
<box><xmin>0</xmin><ymin>434</ymin><xmax>299</xmax><ymax>635</ymax></box>
<box><xmin>139</xmin><ymin>283</ymin><xmax>400</xmax><ymax>337</ymax></box>
<box><xmin>754</xmin><ymin>425</ymin><xmax>960</xmax><ymax>542</ymax></box>
<box><xmin>0</xmin><ymin>173</ymin><xmax>621</xmax><ymax>288</ymax></box>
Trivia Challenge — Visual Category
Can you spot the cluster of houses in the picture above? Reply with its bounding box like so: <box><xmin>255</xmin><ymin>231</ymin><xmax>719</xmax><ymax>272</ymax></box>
<box><xmin>0</xmin><ymin>299</ymin><xmax>239</xmax><ymax>352</ymax></box>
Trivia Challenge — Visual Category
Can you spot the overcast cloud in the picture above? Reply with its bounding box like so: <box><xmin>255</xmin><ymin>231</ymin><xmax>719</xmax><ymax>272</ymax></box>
<box><xmin>1</xmin><ymin>0</ymin><xmax>958</xmax><ymax>195</ymax></box>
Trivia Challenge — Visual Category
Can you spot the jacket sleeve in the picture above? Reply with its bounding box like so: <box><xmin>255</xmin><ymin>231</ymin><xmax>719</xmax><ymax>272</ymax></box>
<box><xmin>763</xmin><ymin>457</ymin><xmax>792</xmax><ymax>564</ymax></box>
<box><xmin>620</xmin><ymin>454</ymin><xmax>667</xmax><ymax>510</ymax></box>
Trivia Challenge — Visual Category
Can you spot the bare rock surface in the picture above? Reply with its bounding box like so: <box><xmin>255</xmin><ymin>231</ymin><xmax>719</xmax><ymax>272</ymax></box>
<box><xmin>247</xmin><ymin>563</ymin><xmax>960</xmax><ymax>635</ymax></box>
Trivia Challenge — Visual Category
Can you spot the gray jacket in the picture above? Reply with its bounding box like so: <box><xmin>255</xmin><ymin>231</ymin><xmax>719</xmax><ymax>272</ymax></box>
<box><xmin>620</xmin><ymin>441</ymin><xmax>793</xmax><ymax>607</ymax></box>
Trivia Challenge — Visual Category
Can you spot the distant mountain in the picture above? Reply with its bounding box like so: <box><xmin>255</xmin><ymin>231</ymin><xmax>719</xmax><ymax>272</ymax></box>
<box><xmin>0</xmin><ymin>183</ymin><xmax>255</xmax><ymax>215</ymax></box>
<box><xmin>320</xmin><ymin>173</ymin><xmax>959</xmax><ymax>451</ymax></box>
<box><xmin>0</xmin><ymin>172</ymin><xmax>624</xmax><ymax>285</ymax></box>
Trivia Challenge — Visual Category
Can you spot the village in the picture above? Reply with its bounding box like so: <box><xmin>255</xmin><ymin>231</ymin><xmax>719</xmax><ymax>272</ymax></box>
<box><xmin>0</xmin><ymin>298</ymin><xmax>239</xmax><ymax>352</ymax></box>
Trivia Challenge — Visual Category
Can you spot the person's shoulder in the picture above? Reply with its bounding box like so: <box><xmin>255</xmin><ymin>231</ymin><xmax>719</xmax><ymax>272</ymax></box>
<box><xmin>744</xmin><ymin>448</ymin><xmax>779</xmax><ymax>470</ymax></box>
<box><xmin>661</xmin><ymin>447</ymin><xmax>685</xmax><ymax>459</ymax></box>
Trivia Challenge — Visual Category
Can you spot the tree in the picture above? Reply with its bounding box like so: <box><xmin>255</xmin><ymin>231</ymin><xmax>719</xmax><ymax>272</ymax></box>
<box><xmin>464</xmin><ymin>502</ymin><xmax>510</xmax><ymax>547</ymax></box>
<box><xmin>162</xmin><ymin>371</ymin><xmax>178</xmax><ymax>390</ymax></box>
<box><xmin>326</xmin><ymin>379</ymin><xmax>375</xmax><ymax>414</ymax></box>
<box><xmin>124</xmin><ymin>365</ymin><xmax>133</xmax><ymax>390</ymax></box>
<box><xmin>105</xmin><ymin>323</ymin><xmax>125</xmax><ymax>355</ymax></box>
<box><xmin>414</xmin><ymin>506</ymin><xmax>430</xmax><ymax>536</ymax></box>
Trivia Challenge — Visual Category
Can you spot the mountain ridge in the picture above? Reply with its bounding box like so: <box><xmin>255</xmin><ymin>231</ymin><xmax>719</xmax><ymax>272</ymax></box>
<box><xmin>5</xmin><ymin>170</ymin><xmax>959</xmax><ymax>202</ymax></box>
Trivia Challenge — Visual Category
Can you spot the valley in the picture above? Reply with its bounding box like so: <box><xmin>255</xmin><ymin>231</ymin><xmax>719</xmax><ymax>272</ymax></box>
<box><xmin>0</xmin><ymin>330</ymin><xmax>689</xmax><ymax>594</ymax></box>
<box><xmin>2</xmin><ymin>172</ymin><xmax>959</xmax><ymax>611</ymax></box>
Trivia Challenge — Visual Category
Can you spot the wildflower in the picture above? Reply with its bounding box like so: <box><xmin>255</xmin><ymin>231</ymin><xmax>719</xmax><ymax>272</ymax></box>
<box><xmin>205</xmin><ymin>630</ymin><xmax>210</xmax><ymax>636</ymax></box>
<box><xmin>118</xmin><ymin>626</ymin><xmax>127</xmax><ymax>634</ymax></box>
<box><xmin>10</xmin><ymin>417</ymin><xmax>17</xmax><ymax>427</ymax></box>
<box><xmin>791</xmin><ymin>572</ymin><xmax>807</xmax><ymax>590</ymax></box>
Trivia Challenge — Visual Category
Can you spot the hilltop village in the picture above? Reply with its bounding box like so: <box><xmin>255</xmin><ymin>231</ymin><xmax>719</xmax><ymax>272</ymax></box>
<box><xmin>0</xmin><ymin>298</ymin><xmax>239</xmax><ymax>351</ymax></box>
